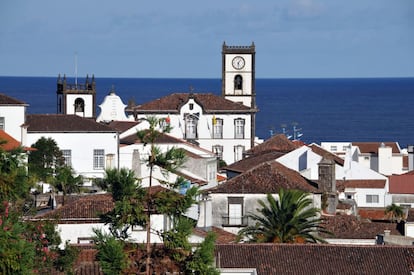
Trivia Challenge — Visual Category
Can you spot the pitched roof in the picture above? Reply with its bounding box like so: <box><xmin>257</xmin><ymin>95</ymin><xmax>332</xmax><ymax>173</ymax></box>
<box><xmin>192</xmin><ymin>227</ymin><xmax>237</xmax><ymax>244</ymax></box>
<box><xmin>336</xmin><ymin>179</ymin><xmax>386</xmax><ymax>191</ymax></box>
<box><xmin>105</xmin><ymin>120</ymin><xmax>140</xmax><ymax>133</ymax></box>
<box><xmin>0</xmin><ymin>130</ymin><xmax>34</xmax><ymax>152</ymax></box>
<box><xmin>358</xmin><ymin>208</ymin><xmax>390</xmax><ymax>221</ymax></box>
<box><xmin>130</xmin><ymin>93</ymin><xmax>254</xmax><ymax>114</ymax></box>
<box><xmin>0</xmin><ymin>93</ymin><xmax>27</xmax><ymax>105</ymax></box>
<box><xmin>224</xmin><ymin>151</ymin><xmax>286</xmax><ymax>173</ymax></box>
<box><xmin>246</xmin><ymin>134</ymin><xmax>299</xmax><ymax>155</ymax></box>
<box><xmin>321</xmin><ymin>214</ymin><xmax>401</xmax><ymax>238</ymax></box>
<box><xmin>26</xmin><ymin>114</ymin><xmax>116</xmax><ymax>133</ymax></box>
<box><xmin>389</xmin><ymin>173</ymin><xmax>414</xmax><ymax>194</ymax></box>
<box><xmin>209</xmin><ymin>161</ymin><xmax>318</xmax><ymax>194</ymax></box>
<box><xmin>215</xmin><ymin>243</ymin><xmax>414</xmax><ymax>274</ymax></box>
<box><xmin>38</xmin><ymin>194</ymin><xmax>114</xmax><ymax>222</ymax></box>
<box><xmin>309</xmin><ymin>144</ymin><xmax>345</xmax><ymax>166</ymax></box>
<box><xmin>120</xmin><ymin>131</ymin><xmax>184</xmax><ymax>145</ymax></box>
<box><xmin>353</xmin><ymin>142</ymin><xmax>401</xmax><ymax>154</ymax></box>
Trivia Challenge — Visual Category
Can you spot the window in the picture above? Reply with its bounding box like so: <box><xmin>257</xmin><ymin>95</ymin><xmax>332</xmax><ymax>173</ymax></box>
<box><xmin>227</xmin><ymin>197</ymin><xmax>244</xmax><ymax>226</ymax></box>
<box><xmin>207</xmin><ymin>163</ymin><xmax>216</xmax><ymax>181</ymax></box>
<box><xmin>234</xmin><ymin>75</ymin><xmax>243</xmax><ymax>91</ymax></box>
<box><xmin>0</xmin><ymin>117</ymin><xmax>4</xmax><ymax>130</ymax></box>
<box><xmin>62</xmin><ymin>150</ymin><xmax>72</xmax><ymax>166</ymax></box>
<box><xmin>366</xmin><ymin>194</ymin><xmax>379</xmax><ymax>203</ymax></box>
<box><xmin>185</xmin><ymin>115</ymin><xmax>198</xmax><ymax>139</ymax></box>
<box><xmin>74</xmin><ymin>98</ymin><xmax>85</xmax><ymax>113</ymax></box>
<box><xmin>234</xmin><ymin>145</ymin><xmax>245</xmax><ymax>162</ymax></box>
<box><xmin>212</xmin><ymin>145</ymin><xmax>223</xmax><ymax>160</ymax></box>
<box><xmin>93</xmin><ymin>149</ymin><xmax>105</xmax><ymax>169</ymax></box>
<box><xmin>234</xmin><ymin>118</ymin><xmax>245</xmax><ymax>139</ymax></box>
<box><xmin>212</xmin><ymin>118</ymin><xmax>223</xmax><ymax>139</ymax></box>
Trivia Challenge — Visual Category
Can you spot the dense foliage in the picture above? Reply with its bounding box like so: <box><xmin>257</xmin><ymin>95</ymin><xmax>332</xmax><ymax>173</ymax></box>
<box><xmin>96</xmin><ymin>116</ymin><xmax>218</xmax><ymax>274</ymax></box>
<box><xmin>28</xmin><ymin>137</ymin><xmax>65</xmax><ymax>183</ymax></box>
<box><xmin>0</xmin><ymin>141</ymin><xmax>78</xmax><ymax>274</ymax></box>
<box><xmin>238</xmin><ymin>188</ymin><xmax>330</xmax><ymax>243</ymax></box>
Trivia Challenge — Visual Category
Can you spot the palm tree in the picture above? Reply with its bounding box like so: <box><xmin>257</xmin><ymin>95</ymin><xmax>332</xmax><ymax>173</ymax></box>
<box><xmin>238</xmin><ymin>188</ymin><xmax>329</xmax><ymax>243</ymax></box>
<box><xmin>385</xmin><ymin>203</ymin><xmax>405</xmax><ymax>223</ymax></box>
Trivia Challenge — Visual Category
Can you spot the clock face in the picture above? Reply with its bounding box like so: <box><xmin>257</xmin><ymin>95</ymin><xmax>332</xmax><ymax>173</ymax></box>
<box><xmin>232</xmin><ymin>56</ymin><xmax>245</xmax><ymax>70</ymax></box>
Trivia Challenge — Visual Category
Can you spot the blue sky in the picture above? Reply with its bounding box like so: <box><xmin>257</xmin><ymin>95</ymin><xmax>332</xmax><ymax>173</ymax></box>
<box><xmin>1</xmin><ymin>0</ymin><xmax>413</xmax><ymax>78</ymax></box>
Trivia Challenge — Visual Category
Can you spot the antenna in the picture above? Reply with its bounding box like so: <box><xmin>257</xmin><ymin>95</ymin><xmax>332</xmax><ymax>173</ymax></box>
<box><xmin>74</xmin><ymin>51</ymin><xmax>78</xmax><ymax>87</ymax></box>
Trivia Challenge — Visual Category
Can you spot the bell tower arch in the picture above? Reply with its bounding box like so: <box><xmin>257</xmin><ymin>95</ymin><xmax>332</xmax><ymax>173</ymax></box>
<box><xmin>57</xmin><ymin>74</ymin><xmax>97</xmax><ymax>118</ymax></box>
<box><xmin>221</xmin><ymin>42</ymin><xmax>256</xmax><ymax>109</ymax></box>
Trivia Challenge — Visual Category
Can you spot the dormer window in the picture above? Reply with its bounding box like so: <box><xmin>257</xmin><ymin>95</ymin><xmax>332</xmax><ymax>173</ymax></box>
<box><xmin>189</xmin><ymin>103</ymin><xmax>194</xmax><ymax>110</ymax></box>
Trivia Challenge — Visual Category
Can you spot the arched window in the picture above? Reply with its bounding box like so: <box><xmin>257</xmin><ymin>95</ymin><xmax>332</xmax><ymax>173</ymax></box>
<box><xmin>234</xmin><ymin>75</ymin><xmax>243</xmax><ymax>91</ymax></box>
<box><xmin>74</xmin><ymin>98</ymin><xmax>85</xmax><ymax>113</ymax></box>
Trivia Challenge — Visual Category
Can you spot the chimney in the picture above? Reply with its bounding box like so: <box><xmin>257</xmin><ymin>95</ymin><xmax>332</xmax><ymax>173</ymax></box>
<box><xmin>318</xmin><ymin>158</ymin><xmax>336</xmax><ymax>193</ymax></box>
<box><xmin>378</xmin><ymin>143</ymin><xmax>392</xmax><ymax>175</ymax></box>
<box><xmin>197</xmin><ymin>193</ymin><xmax>212</xmax><ymax>230</ymax></box>
<box><xmin>318</xmin><ymin>158</ymin><xmax>337</xmax><ymax>214</ymax></box>
<box><xmin>408</xmin><ymin>145</ymin><xmax>414</xmax><ymax>171</ymax></box>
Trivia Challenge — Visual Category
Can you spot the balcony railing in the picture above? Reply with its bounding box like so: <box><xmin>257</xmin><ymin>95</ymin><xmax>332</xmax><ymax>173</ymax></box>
<box><xmin>221</xmin><ymin>215</ymin><xmax>249</xmax><ymax>227</ymax></box>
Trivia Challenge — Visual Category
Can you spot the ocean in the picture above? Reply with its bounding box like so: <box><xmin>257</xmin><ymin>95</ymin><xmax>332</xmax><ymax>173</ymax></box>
<box><xmin>1</xmin><ymin>76</ymin><xmax>413</xmax><ymax>148</ymax></box>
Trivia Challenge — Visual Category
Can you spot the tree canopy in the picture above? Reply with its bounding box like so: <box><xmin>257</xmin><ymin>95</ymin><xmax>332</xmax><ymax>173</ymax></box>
<box><xmin>238</xmin><ymin>188</ymin><xmax>330</xmax><ymax>243</ymax></box>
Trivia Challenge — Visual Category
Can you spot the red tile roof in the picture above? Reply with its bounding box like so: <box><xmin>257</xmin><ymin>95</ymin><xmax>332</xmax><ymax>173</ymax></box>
<box><xmin>358</xmin><ymin>208</ymin><xmax>390</xmax><ymax>221</ymax></box>
<box><xmin>209</xmin><ymin>161</ymin><xmax>318</xmax><ymax>194</ymax></box>
<box><xmin>336</xmin><ymin>179</ymin><xmax>386</xmax><ymax>191</ymax></box>
<box><xmin>321</xmin><ymin>214</ymin><xmax>401</xmax><ymax>238</ymax></box>
<box><xmin>0</xmin><ymin>130</ymin><xmax>34</xmax><ymax>152</ymax></box>
<box><xmin>353</xmin><ymin>142</ymin><xmax>401</xmax><ymax>154</ymax></box>
<box><xmin>215</xmin><ymin>243</ymin><xmax>414</xmax><ymax>274</ymax></box>
<box><xmin>39</xmin><ymin>194</ymin><xmax>114</xmax><ymax>223</ymax></box>
<box><xmin>246</xmin><ymin>134</ymin><xmax>299</xmax><ymax>155</ymax></box>
<box><xmin>26</xmin><ymin>114</ymin><xmax>116</xmax><ymax>132</ymax></box>
<box><xmin>0</xmin><ymin>93</ymin><xmax>27</xmax><ymax>105</ymax></box>
<box><xmin>0</xmin><ymin>130</ymin><xmax>21</xmax><ymax>151</ymax></box>
<box><xmin>192</xmin><ymin>227</ymin><xmax>237</xmax><ymax>244</ymax></box>
<box><xmin>389</xmin><ymin>174</ymin><xmax>414</xmax><ymax>194</ymax></box>
<box><xmin>105</xmin><ymin>120</ymin><xmax>140</xmax><ymax>133</ymax></box>
<box><xmin>224</xmin><ymin>151</ymin><xmax>286</xmax><ymax>173</ymax></box>
<box><xmin>130</xmin><ymin>93</ymin><xmax>254</xmax><ymax>114</ymax></box>
<box><xmin>309</xmin><ymin>144</ymin><xmax>345</xmax><ymax>166</ymax></box>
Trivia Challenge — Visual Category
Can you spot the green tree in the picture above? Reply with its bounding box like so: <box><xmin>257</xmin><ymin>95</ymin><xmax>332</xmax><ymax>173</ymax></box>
<box><xmin>93</xmin><ymin>229</ymin><xmax>128</xmax><ymax>275</ymax></box>
<box><xmin>97</xmin><ymin>116</ymin><xmax>218</xmax><ymax>274</ymax></box>
<box><xmin>0</xmin><ymin>143</ymin><xmax>78</xmax><ymax>274</ymax></box>
<box><xmin>54</xmin><ymin>166</ymin><xmax>83</xmax><ymax>206</ymax></box>
<box><xmin>238</xmin><ymin>189</ymin><xmax>329</xmax><ymax>243</ymax></box>
<box><xmin>385</xmin><ymin>203</ymin><xmax>405</xmax><ymax>223</ymax></box>
<box><xmin>28</xmin><ymin>137</ymin><xmax>64</xmax><ymax>183</ymax></box>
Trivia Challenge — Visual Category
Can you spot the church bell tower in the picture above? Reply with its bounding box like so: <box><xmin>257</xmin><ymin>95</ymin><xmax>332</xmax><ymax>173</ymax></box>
<box><xmin>56</xmin><ymin>74</ymin><xmax>97</xmax><ymax>118</ymax></box>
<box><xmin>221</xmin><ymin>42</ymin><xmax>256</xmax><ymax>109</ymax></box>
<box><xmin>222</xmin><ymin>42</ymin><xmax>257</xmax><ymax>148</ymax></box>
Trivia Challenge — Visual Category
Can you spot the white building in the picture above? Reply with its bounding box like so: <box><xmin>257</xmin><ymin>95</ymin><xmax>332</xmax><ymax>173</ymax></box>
<box><xmin>277</xmin><ymin>143</ymin><xmax>391</xmax><ymax>208</ymax></box>
<box><xmin>0</xmin><ymin>93</ymin><xmax>28</xmax><ymax>142</ymax></box>
<box><xmin>126</xmin><ymin>43</ymin><xmax>258</xmax><ymax>166</ymax></box>
<box><xmin>321</xmin><ymin>141</ymin><xmax>406</xmax><ymax>175</ymax></box>
<box><xmin>24</xmin><ymin>114</ymin><xmax>119</xmax><ymax>186</ymax></box>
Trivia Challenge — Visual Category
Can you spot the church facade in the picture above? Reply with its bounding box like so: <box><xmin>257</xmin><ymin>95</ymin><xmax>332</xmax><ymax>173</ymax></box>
<box><xmin>126</xmin><ymin>43</ymin><xmax>258</xmax><ymax>165</ymax></box>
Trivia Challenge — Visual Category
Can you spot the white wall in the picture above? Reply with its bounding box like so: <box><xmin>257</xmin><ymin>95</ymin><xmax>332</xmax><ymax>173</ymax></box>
<box><xmin>136</xmin><ymin>98</ymin><xmax>253</xmax><ymax>165</ymax></box>
<box><xmin>27</xmin><ymin>132</ymin><xmax>118</xmax><ymax>180</ymax></box>
<box><xmin>0</xmin><ymin>105</ymin><xmax>26</xmax><ymax>142</ymax></box>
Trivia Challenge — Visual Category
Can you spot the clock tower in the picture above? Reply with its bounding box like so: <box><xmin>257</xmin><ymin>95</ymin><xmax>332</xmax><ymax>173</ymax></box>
<box><xmin>221</xmin><ymin>42</ymin><xmax>256</xmax><ymax>109</ymax></box>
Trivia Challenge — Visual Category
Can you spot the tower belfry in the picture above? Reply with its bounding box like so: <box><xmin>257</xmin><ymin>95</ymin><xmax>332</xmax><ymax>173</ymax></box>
<box><xmin>221</xmin><ymin>42</ymin><xmax>256</xmax><ymax>109</ymax></box>
<box><xmin>57</xmin><ymin>74</ymin><xmax>97</xmax><ymax>118</ymax></box>
<box><xmin>221</xmin><ymin>42</ymin><xmax>257</xmax><ymax>148</ymax></box>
